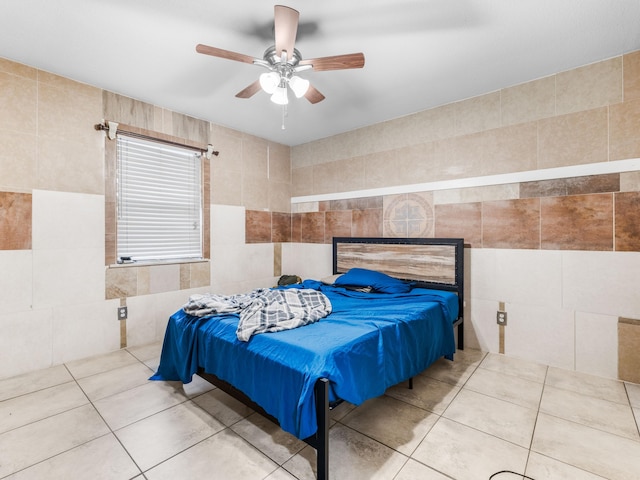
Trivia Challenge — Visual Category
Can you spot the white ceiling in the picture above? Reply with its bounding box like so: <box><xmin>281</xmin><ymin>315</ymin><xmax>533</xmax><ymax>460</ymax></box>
<box><xmin>1</xmin><ymin>1</ymin><xmax>639</xmax><ymax>146</ymax></box>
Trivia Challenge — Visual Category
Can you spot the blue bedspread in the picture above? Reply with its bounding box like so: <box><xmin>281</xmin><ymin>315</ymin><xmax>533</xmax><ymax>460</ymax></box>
<box><xmin>151</xmin><ymin>280</ymin><xmax>457</xmax><ymax>439</ymax></box>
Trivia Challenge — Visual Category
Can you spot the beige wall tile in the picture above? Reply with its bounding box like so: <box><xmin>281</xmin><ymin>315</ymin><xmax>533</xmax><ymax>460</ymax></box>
<box><xmin>242</xmin><ymin>136</ymin><xmax>268</xmax><ymax>179</ymax></box>
<box><xmin>148</xmin><ymin>264</ymin><xmax>181</xmax><ymax>294</ymax></box>
<box><xmin>538</xmin><ymin>107</ymin><xmax>608</xmax><ymax>168</ymax></box>
<box><xmin>269</xmin><ymin>180</ymin><xmax>291</xmax><ymax>213</ymax></box>
<box><xmin>433</xmin><ymin>136</ymin><xmax>479</xmax><ymax>180</ymax></box>
<box><xmin>0</xmin><ymin>130</ymin><xmax>37</xmax><ymax>191</ymax></box>
<box><xmin>0</xmin><ymin>71</ymin><xmax>37</xmax><ymax>133</ymax></box>
<box><xmin>313</xmin><ymin>161</ymin><xmax>339</xmax><ymax>194</ymax></box>
<box><xmin>364</xmin><ymin>151</ymin><xmax>400</xmax><ymax>189</ymax></box>
<box><xmin>454</xmin><ymin>91</ymin><xmax>501</xmax><ymax>136</ymax></box>
<box><xmin>609</xmin><ymin>98</ymin><xmax>640</xmax><ymax>161</ymax></box>
<box><xmin>0</xmin><ymin>251</ymin><xmax>33</xmax><ymax>313</ymax></box>
<box><xmin>336</xmin><ymin>156</ymin><xmax>366</xmax><ymax>193</ymax></box>
<box><xmin>242</xmin><ymin>174</ymin><xmax>269</xmax><ymax>210</ymax></box>
<box><xmin>618</xmin><ymin>318</ymin><xmax>640</xmax><ymax>383</ymax></box>
<box><xmin>623</xmin><ymin>50</ymin><xmax>640</xmax><ymax>101</ymax></box>
<box><xmin>211</xmin><ymin>168</ymin><xmax>242</xmax><ymax>205</ymax></box>
<box><xmin>291</xmin><ymin>166</ymin><xmax>313</xmax><ymax>197</ymax></box>
<box><xmin>102</xmin><ymin>91</ymin><xmax>154</xmax><ymax>129</ymax></box>
<box><xmin>501</xmin><ymin>76</ymin><xmax>556</xmax><ymax>126</ymax></box>
<box><xmin>483</xmin><ymin>123</ymin><xmax>538</xmax><ymax>175</ymax></box>
<box><xmin>189</xmin><ymin>261</ymin><xmax>211</xmax><ymax>288</ymax></box>
<box><xmin>620</xmin><ymin>171</ymin><xmax>640</xmax><ymax>192</ymax></box>
<box><xmin>105</xmin><ymin>267</ymin><xmax>137</xmax><ymax>299</ymax></box>
<box><xmin>398</xmin><ymin>103</ymin><xmax>457</xmax><ymax>145</ymax></box>
<box><xmin>267</xmin><ymin>142</ymin><xmax>290</xmax><ymax>183</ymax></box>
<box><xmin>395</xmin><ymin>143</ymin><xmax>435</xmax><ymax>185</ymax></box>
<box><xmin>171</xmin><ymin>112</ymin><xmax>208</xmax><ymax>144</ymax></box>
<box><xmin>0</xmin><ymin>57</ymin><xmax>37</xmax><ymax>80</ymax></box>
<box><xmin>556</xmin><ymin>57</ymin><xmax>622</xmax><ymax>115</ymax></box>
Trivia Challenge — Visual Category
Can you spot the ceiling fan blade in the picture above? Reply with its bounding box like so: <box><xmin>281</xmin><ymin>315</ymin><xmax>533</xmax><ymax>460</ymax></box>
<box><xmin>304</xmin><ymin>85</ymin><xmax>325</xmax><ymax>104</ymax></box>
<box><xmin>196</xmin><ymin>44</ymin><xmax>257</xmax><ymax>65</ymax></box>
<box><xmin>299</xmin><ymin>53</ymin><xmax>365</xmax><ymax>71</ymax></box>
<box><xmin>235</xmin><ymin>80</ymin><xmax>262</xmax><ymax>99</ymax></box>
<box><xmin>274</xmin><ymin>5</ymin><xmax>299</xmax><ymax>61</ymax></box>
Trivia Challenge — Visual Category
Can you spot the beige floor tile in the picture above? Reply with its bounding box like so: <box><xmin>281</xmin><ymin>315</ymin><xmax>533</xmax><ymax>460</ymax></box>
<box><xmin>4</xmin><ymin>434</ymin><xmax>140</xmax><ymax>480</ymax></box>
<box><xmin>126</xmin><ymin>341</ymin><xmax>163</xmax><ymax>362</ymax></box>
<box><xmin>525</xmin><ymin>452</ymin><xmax>609</xmax><ymax>480</ymax></box>
<box><xmin>329</xmin><ymin>400</ymin><xmax>356</xmax><ymax>422</ymax></box>
<box><xmin>0</xmin><ymin>404</ymin><xmax>109</xmax><ymax>477</ymax></box>
<box><xmin>76</xmin><ymin>362</ymin><xmax>154</xmax><ymax>401</ymax></box>
<box><xmin>145</xmin><ymin>429</ymin><xmax>278</xmax><ymax>480</ymax></box>
<box><xmin>443</xmin><ymin>388</ymin><xmax>538</xmax><ymax>448</ymax></box>
<box><xmin>412</xmin><ymin>417</ymin><xmax>529</xmax><ymax>480</ymax></box>
<box><xmin>65</xmin><ymin>349</ymin><xmax>139</xmax><ymax>379</ymax></box>
<box><xmin>385</xmin><ymin>375</ymin><xmax>460</xmax><ymax>414</ymax></box>
<box><xmin>421</xmin><ymin>351</ymin><xmax>482</xmax><ymax>387</ymax></box>
<box><xmin>394</xmin><ymin>458</ymin><xmax>452</xmax><ymax>480</ymax></box>
<box><xmin>0</xmin><ymin>365</ymin><xmax>72</xmax><ymax>402</ymax></box>
<box><xmin>625</xmin><ymin>382</ymin><xmax>640</xmax><ymax>407</ymax></box>
<box><xmin>540</xmin><ymin>385</ymin><xmax>639</xmax><ymax>440</ymax></box>
<box><xmin>532</xmin><ymin>413</ymin><xmax>640</xmax><ymax>480</ymax></box>
<box><xmin>115</xmin><ymin>401</ymin><xmax>225</xmax><ymax>471</ymax></box>
<box><xmin>546</xmin><ymin>366</ymin><xmax>629</xmax><ymax>404</ymax></box>
<box><xmin>93</xmin><ymin>381</ymin><xmax>188</xmax><ymax>430</ymax></box>
<box><xmin>0</xmin><ymin>382</ymin><xmax>88</xmax><ymax>434</ymax></box>
<box><xmin>342</xmin><ymin>395</ymin><xmax>439</xmax><ymax>455</ymax></box>
<box><xmin>191</xmin><ymin>388</ymin><xmax>254</xmax><ymax>426</ymax></box>
<box><xmin>480</xmin><ymin>352</ymin><xmax>547</xmax><ymax>383</ymax></box>
<box><xmin>464</xmin><ymin>366</ymin><xmax>544</xmax><ymax>410</ymax></box>
<box><xmin>265</xmin><ymin>467</ymin><xmax>299</xmax><ymax>480</ymax></box>
<box><xmin>283</xmin><ymin>424</ymin><xmax>408</xmax><ymax>480</ymax></box>
<box><xmin>177</xmin><ymin>374</ymin><xmax>215</xmax><ymax>398</ymax></box>
<box><xmin>231</xmin><ymin>412</ymin><xmax>307</xmax><ymax>465</ymax></box>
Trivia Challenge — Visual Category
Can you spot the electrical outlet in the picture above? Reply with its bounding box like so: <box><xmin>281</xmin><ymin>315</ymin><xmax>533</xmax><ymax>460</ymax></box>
<box><xmin>118</xmin><ymin>306</ymin><xmax>128</xmax><ymax>320</ymax></box>
<box><xmin>497</xmin><ymin>310</ymin><xmax>507</xmax><ymax>326</ymax></box>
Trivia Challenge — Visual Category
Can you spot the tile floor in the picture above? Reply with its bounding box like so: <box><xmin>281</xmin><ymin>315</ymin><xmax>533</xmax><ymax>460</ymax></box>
<box><xmin>1</xmin><ymin>344</ymin><xmax>639</xmax><ymax>480</ymax></box>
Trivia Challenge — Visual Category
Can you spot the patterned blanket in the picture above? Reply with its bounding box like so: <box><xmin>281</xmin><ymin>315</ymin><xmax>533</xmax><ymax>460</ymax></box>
<box><xmin>182</xmin><ymin>288</ymin><xmax>332</xmax><ymax>341</ymax></box>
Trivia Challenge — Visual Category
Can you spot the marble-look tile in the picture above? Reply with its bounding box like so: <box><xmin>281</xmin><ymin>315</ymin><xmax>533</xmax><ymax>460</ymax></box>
<box><xmin>0</xmin><ymin>70</ymin><xmax>37</xmax><ymax>133</ymax></box>
<box><xmin>615</xmin><ymin>191</ymin><xmax>640</xmax><ymax>251</ymax></box>
<box><xmin>385</xmin><ymin>375</ymin><xmax>460</xmax><ymax>415</ymax></box>
<box><xmin>412</xmin><ymin>417</ymin><xmax>529</xmax><ymax>480</ymax></box>
<box><xmin>624</xmin><ymin>50</ymin><xmax>640</xmax><ymax>101</ymax></box>
<box><xmin>0</xmin><ymin>250</ymin><xmax>33</xmax><ymax>313</ymax></box>
<box><xmin>171</xmin><ymin>112</ymin><xmax>208</xmax><ymax>144</ymax></box>
<box><xmin>540</xmin><ymin>385</ymin><xmax>638</xmax><ymax>440</ymax></box>
<box><xmin>283</xmin><ymin>424</ymin><xmax>407</xmax><ymax>480</ymax></box>
<box><xmin>454</xmin><ymin>91</ymin><xmax>502</xmax><ymax>136</ymax></box>
<box><xmin>538</xmin><ymin>107</ymin><xmax>608</xmax><ymax>168</ymax></box>
<box><xmin>434</xmin><ymin>202</ymin><xmax>482</xmax><ymax>247</ymax></box>
<box><xmin>545</xmin><ymin>366</ymin><xmax>629</xmax><ymax>404</ymax></box>
<box><xmin>145</xmin><ymin>429</ymin><xmax>277</xmax><ymax>480</ymax></box>
<box><xmin>540</xmin><ymin>194</ymin><xmax>613</xmax><ymax>251</ymax></box>
<box><xmin>231</xmin><ymin>412</ymin><xmax>306</xmax><ymax>465</ymax></box>
<box><xmin>243</xmin><ymin>174</ymin><xmax>270</xmax><ymax>210</ymax></box>
<box><xmin>521</xmin><ymin>173</ymin><xmax>620</xmax><ymax>198</ymax></box>
<box><xmin>65</xmin><ymin>349</ymin><xmax>138</xmax><ymax>379</ymax></box>
<box><xmin>93</xmin><ymin>381</ymin><xmax>188</xmax><ymax>430</ymax></box>
<box><xmin>525</xmin><ymin>451</ymin><xmax>609</xmax><ymax>480</ymax></box>
<box><xmin>115</xmin><ymin>401</ymin><xmax>225</xmax><ymax>471</ymax></box>
<box><xmin>300</xmin><ymin>211</ymin><xmax>325</xmax><ymax>243</ymax></box>
<box><xmin>341</xmin><ymin>395</ymin><xmax>439</xmax><ymax>456</ymax></box>
<box><xmin>265</xmin><ymin>467</ymin><xmax>299</xmax><ymax>480</ymax></box>
<box><xmin>421</xmin><ymin>349</ymin><xmax>484</xmax><ymax>387</ymax></box>
<box><xmin>192</xmin><ymin>388</ymin><xmax>254</xmax><ymax>426</ymax></box>
<box><xmin>626</xmin><ymin>382</ymin><xmax>640</xmax><ymax>408</ymax></box>
<box><xmin>76</xmin><ymin>362</ymin><xmax>153</xmax><ymax>402</ymax></box>
<box><xmin>465</xmin><ymin>367</ymin><xmax>544</xmax><ymax>410</ymax></box>
<box><xmin>272</xmin><ymin>212</ymin><xmax>292</xmax><ymax>243</ymax></box>
<box><xmin>618</xmin><ymin>318</ymin><xmax>640</xmax><ymax>384</ymax></box>
<box><xmin>443</xmin><ymin>388</ymin><xmax>537</xmax><ymax>447</ymax></box>
<box><xmin>0</xmin><ymin>192</ymin><xmax>32</xmax><ymax>250</ymax></box>
<box><xmin>482</xmin><ymin>198</ymin><xmax>540</xmax><ymax>249</ymax></box>
<box><xmin>0</xmin><ymin>57</ymin><xmax>37</xmax><ymax>79</ymax></box>
<box><xmin>0</xmin><ymin>130</ymin><xmax>37</xmax><ymax>191</ymax></box>
<box><xmin>0</xmin><ymin>364</ymin><xmax>71</xmax><ymax>402</ymax></box>
<box><xmin>0</xmin><ymin>404</ymin><xmax>109</xmax><ymax>478</ymax></box>
<box><xmin>102</xmin><ymin>91</ymin><xmax>154</xmax><ymax>130</ymax></box>
<box><xmin>556</xmin><ymin>57</ymin><xmax>623</xmax><ymax>115</ymax></box>
<box><xmin>0</xmin><ymin>382</ymin><xmax>88</xmax><ymax>434</ymax></box>
<box><xmin>501</xmin><ymin>75</ymin><xmax>556</xmax><ymax>126</ymax></box>
<box><xmin>324</xmin><ymin>210</ymin><xmax>352</xmax><ymax>242</ymax></box>
<box><xmin>246</xmin><ymin>209</ymin><xmax>272</xmax><ymax>243</ymax></box>
<box><xmin>532</xmin><ymin>413</ymin><xmax>640</xmax><ymax>480</ymax></box>
<box><xmin>148</xmin><ymin>264</ymin><xmax>181</xmax><ymax>294</ymax></box>
<box><xmin>395</xmin><ymin>459</ymin><xmax>452</xmax><ymax>480</ymax></box>
<box><xmin>575</xmin><ymin>311</ymin><xmax>619</xmax><ymax>379</ymax></box>
<box><xmin>211</xmin><ymin>204</ymin><xmax>246</xmax><ymax>246</ymax></box>
<box><xmin>3</xmin><ymin>433</ymin><xmax>140</xmax><ymax>480</ymax></box>
<box><xmin>480</xmin><ymin>352</ymin><xmax>547</xmax><ymax>383</ymax></box>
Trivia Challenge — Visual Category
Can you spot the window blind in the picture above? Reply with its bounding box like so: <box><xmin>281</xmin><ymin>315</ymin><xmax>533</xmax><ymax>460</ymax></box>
<box><xmin>116</xmin><ymin>134</ymin><xmax>203</xmax><ymax>262</ymax></box>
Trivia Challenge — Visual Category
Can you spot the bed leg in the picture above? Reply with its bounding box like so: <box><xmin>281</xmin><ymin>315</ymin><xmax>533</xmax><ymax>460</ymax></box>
<box><xmin>315</xmin><ymin>378</ymin><xmax>330</xmax><ymax>480</ymax></box>
<box><xmin>458</xmin><ymin>321</ymin><xmax>464</xmax><ymax>350</ymax></box>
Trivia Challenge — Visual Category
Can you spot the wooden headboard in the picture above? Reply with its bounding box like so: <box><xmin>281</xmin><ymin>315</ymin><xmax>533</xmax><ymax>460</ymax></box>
<box><xmin>332</xmin><ymin>237</ymin><xmax>465</xmax><ymax>348</ymax></box>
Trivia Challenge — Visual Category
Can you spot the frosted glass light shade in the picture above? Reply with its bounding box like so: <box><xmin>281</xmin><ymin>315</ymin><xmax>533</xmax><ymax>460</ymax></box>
<box><xmin>271</xmin><ymin>86</ymin><xmax>289</xmax><ymax>105</ymax></box>
<box><xmin>289</xmin><ymin>75</ymin><xmax>310</xmax><ymax>98</ymax></box>
<box><xmin>259</xmin><ymin>72</ymin><xmax>280</xmax><ymax>94</ymax></box>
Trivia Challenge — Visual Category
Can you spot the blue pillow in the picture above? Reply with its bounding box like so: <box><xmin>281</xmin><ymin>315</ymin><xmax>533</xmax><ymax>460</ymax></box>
<box><xmin>333</xmin><ymin>268</ymin><xmax>412</xmax><ymax>294</ymax></box>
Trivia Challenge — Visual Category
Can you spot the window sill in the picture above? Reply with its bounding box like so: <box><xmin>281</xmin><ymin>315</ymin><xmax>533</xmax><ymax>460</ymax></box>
<box><xmin>108</xmin><ymin>258</ymin><xmax>209</xmax><ymax>269</ymax></box>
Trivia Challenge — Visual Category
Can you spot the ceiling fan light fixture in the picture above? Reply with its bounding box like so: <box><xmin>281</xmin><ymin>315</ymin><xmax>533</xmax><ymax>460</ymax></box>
<box><xmin>271</xmin><ymin>85</ymin><xmax>289</xmax><ymax>105</ymax></box>
<box><xmin>288</xmin><ymin>75</ymin><xmax>310</xmax><ymax>98</ymax></box>
<box><xmin>259</xmin><ymin>72</ymin><xmax>280</xmax><ymax>94</ymax></box>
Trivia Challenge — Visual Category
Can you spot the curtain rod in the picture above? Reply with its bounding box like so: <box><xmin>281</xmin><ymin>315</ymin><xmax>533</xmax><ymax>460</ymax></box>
<box><xmin>94</xmin><ymin>122</ymin><xmax>219</xmax><ymax>157</ymax></box>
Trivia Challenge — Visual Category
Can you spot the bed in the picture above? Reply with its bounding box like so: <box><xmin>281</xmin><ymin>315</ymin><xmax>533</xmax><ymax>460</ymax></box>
<box><xmin>151</xmin><ymin>237</ymin><xmax>464</xmax><ymax>479</ymax></box>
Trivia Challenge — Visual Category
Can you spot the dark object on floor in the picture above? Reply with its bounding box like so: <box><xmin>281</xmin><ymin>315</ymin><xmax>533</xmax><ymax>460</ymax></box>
<box><xmin>490</xmin><ymin>471</ymin><xmax>536</xmax><ymax>479</ymax></box>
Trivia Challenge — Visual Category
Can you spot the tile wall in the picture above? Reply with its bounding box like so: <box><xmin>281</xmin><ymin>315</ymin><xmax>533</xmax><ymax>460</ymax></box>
<box><xmin>0</xmin><ymin>57</ymin><xmax>291</xmax><ymax>379</ymax></box>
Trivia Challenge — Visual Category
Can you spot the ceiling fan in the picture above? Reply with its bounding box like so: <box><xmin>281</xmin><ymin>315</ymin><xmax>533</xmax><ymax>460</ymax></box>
<box><xmin>196</xmin><ymin>5</ymin><xmax>365</xmax><ymax>106</ymax></box>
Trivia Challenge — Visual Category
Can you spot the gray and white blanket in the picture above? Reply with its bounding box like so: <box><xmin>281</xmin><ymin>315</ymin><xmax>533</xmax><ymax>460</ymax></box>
<box><xmin>183</xmin><ymin>288</ymin><xmax>332</xmax><ymax>342</ymax></box>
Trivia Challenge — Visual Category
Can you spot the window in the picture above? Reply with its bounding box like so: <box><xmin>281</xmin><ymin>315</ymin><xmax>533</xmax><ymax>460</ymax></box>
<box><xmin>116</xmin><ymin>134</ymin><xmax>203</xmax><ymax>263</ymax></box>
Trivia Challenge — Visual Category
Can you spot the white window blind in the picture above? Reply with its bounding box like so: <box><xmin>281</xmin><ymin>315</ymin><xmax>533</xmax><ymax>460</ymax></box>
<box><xmin>116</xmin><ymin>134</ymin><xmax>203</xmax><ymax>263</ymax></box>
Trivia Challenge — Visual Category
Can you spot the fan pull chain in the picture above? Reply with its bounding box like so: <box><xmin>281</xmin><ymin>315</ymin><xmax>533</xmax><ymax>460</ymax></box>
<box><xmin>281</xmin><ymin>104</ymin><xmax>288</xmax><ymax>130</ymax></box>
